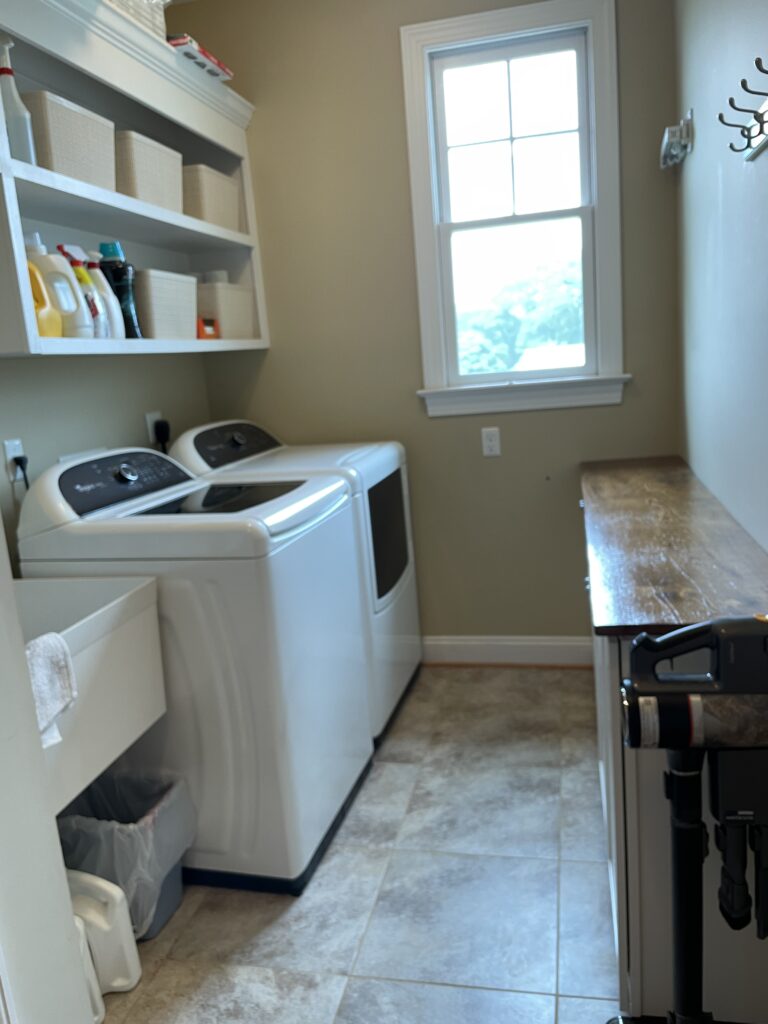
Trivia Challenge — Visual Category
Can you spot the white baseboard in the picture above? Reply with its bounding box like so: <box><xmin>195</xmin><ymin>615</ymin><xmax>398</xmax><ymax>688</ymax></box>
<box><xmin>421</xmin><ymin>635</ymin><xmax>593</xmax><ymax>666</ymax></box>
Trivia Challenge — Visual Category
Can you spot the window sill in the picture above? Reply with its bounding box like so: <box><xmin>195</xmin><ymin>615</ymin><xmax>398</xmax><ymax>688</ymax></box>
<box><xmin>417</xmin><ymin>373</ymin><xmax>631</xmax><ymax>417</ymax></box>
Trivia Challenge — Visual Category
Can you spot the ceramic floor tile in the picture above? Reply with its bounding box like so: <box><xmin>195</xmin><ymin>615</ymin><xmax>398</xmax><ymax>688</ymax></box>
<box><xmin>396</xmin><ymin>763</ymin><xmax>561</xmax><ymax>859</ymax></box>
<box><xmin>376</xmin><ymin>675</ymin><xmax>442</xmax><ymax>764</ymax></box>
<box><xmin>336</xmin><ymin>977</ymin><xmax>556</xmax><ymax>1024</ymax></box>
<box><xmin>336</xmin><ymin>762</ymin><xmax>420</xmax><ymax>848</ymax></box>
<box><xmin>557</xmin><ymin>996</ymin><xmax>620</xmax><ymax>1023</ymax></box>
<box><xmin>560</xmin><ymin>765</ymin><xmax>608</xmax><ymax>861</ymax></box>
<box><xmin>104</xmin><ymin>885</ymin><xmax>211</xmax><ymax>1023</ymax></box>
<box><xmin>354</xmin><ymin>849</ymin><xmax>558</xmax><ymax>992</ymax></box>
<box><xmin>168</xmin><ymin>845</ymin><xmax>389</xmax><ymax>973</ymax></box>
<box><xmin>558</xmin><ymin>860</ymin><xmax>619</xmax><ymax>999</ymax></box>
<box><xmin>561</xmin><ymin>722</ymin><xmax>599</xmax><ymax>769</ymax></box>
<box><xmin>124</xmin><ymin>960</ymin><xmax>346</xmax><ymax>1024</ymax></box>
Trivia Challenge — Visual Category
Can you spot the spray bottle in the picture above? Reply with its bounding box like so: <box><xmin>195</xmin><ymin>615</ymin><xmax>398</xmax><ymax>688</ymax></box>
<box><xmin>0</xmin><ymin>34</ymin><xmax>36</xmax><ymax>164</ymax></box>
<box><xmin>58</xmin><ymin>244</ymin><xmax>110</xmax><ymax>339</ymax></box>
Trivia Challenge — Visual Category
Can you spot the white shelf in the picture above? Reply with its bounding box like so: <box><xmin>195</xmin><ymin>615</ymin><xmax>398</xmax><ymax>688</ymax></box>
<box><xmin>33</xmin><ymin>336</ymin><xmax>267</xmax><ymax>356</ymax></box>
<box><xmin>12</xmin><ymin>160</ymin><xmax>255</xmax><ymax>253</ymax></box>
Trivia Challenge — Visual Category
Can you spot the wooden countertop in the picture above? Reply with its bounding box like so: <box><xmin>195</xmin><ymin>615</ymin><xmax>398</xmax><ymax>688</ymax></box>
<box><xmin>581</xmin><ymin>456</ymin><xmax>768</xmax><ymax>635</ymax></box>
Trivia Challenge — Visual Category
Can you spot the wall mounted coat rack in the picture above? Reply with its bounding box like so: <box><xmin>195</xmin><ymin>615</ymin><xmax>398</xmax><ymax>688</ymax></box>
<box><xmin>718</xmin><ymin>57</ymin><xmax>768</xmax><ymax>160</ymax></box>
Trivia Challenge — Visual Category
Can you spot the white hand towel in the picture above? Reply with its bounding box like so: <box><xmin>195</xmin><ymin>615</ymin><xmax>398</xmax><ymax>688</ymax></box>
<box><xmin>25</xmin><ymin>632</ymin><xmax>78</xmax><ymax>749</ymax></box>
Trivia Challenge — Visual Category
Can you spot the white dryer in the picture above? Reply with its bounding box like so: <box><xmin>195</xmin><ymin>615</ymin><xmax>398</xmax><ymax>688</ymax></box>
<box><xmin>170</xmin><ymin>421</ymin><xmax>423</xmax><ymax>738</ymax></box>
<box><xmin>18</xmin><ymin>448</ymin><xmax>372</xmax><ymax>894</ymax></box>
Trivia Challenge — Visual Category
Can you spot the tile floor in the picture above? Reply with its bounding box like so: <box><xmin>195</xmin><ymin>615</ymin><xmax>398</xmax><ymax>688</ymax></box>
<box><xmin>105</xmin><ymin>665</ymin><xmax>620</xmax><ymax>1023</ymax></box>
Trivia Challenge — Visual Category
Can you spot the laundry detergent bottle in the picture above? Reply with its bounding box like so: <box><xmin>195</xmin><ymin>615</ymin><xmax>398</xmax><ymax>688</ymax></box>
<box><xmin>25</xmin><ymin>233</ymin><xmax>93</xmax><ymax>339</ymax></box>
<box><xmin>0</xmin><ymin>34</ymin><xmax>36</xmax><ymax>164</ymax></box>
<box><xmin>87</xmin><ymin>251</ymin><xmax>125</xmax><ymax>340</ymax></box>
<box><xmin>58</xmin><ymin>244</ymin><xmax>110</xmax><ymax>339</ymax></box>
<box><xmin>98</xmin><ymin>241</ymin><xmax>142</xmax><ymax>339</ymax></box>
<box><xmin>27</xmin><ymin>261</ymin><xmax>62</xmax><ymax>337</ymax></box>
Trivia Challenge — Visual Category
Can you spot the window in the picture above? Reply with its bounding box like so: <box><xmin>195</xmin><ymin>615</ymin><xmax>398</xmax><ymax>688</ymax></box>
<box><xmin>401</xmin><ymin>0</ymin><xmax>627</xmax><ymax>416</ymax></box>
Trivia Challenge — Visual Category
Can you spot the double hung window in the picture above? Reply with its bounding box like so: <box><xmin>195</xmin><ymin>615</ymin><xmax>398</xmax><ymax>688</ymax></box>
<box><xmin>401</xmin><ymin>0</ymin><xmax>627</xmax><ymax>416</ymax></box>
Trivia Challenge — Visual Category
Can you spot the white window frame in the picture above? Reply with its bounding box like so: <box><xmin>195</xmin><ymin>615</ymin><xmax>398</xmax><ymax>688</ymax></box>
<box><xmin>401</xmin><ymin>0</ymin><xmax>629</xmax><ymax>417</ymax></box>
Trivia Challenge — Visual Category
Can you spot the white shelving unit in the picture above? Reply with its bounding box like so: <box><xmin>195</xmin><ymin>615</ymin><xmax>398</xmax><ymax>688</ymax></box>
<box><xmin>0</xmin><ymin>0</ymin><xmax>270</xmax><ymax>357</ymax></box>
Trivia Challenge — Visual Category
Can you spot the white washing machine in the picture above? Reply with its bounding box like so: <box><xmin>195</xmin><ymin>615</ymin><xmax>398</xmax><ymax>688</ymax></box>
<box><xmin>170</xmin><ymin>421</ymin><xmax>423</xmax><ymax>738</ymax></box>
<box><xmin>18</xmin><ymin>448</ymin><xmax>372</xmax><ymax>893</ymax></box>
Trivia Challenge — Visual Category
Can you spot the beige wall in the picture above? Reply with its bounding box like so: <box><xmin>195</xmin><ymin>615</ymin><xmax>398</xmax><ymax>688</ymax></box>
<box><xmin>0</xmin><ymin>356</ymin><xmax>211</xmax><ymax>565</ymax></box>
<box><xmin>676</xmin><ymin>0</ymin><xmax>768</xmax><ymax>553</ymax></box>
<box><xmin>169</xmin><ymin>0</ymin><xmax>682</xmax><ymax>637</ymax></box>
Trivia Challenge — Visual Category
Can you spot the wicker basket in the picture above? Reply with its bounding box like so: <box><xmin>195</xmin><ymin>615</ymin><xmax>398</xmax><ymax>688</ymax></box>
<box><xmin>116</xmin><ymin>131</ymin><xmax>182</xmax><ymax>212</ymax></box>
<box><xmin>183</xmin><ymin>165</ymin><xmax>240</xmax><ymax>232</ymax></box>
<box><xmin>24</xmin><ymin>91</ymin><xmax>115</xmax><ymax>190</ymax></box>
<box><xmin>197</xmin><ymin>282</ymin><xmax>256</xmax><ymax>339</ymax></box>
<box><xmin>135</xmin><ymin>269</ymin><xmax>197</xmax><ymax>340</ymax></box>
<box><xmin>106</xmin><ymin>0</ymin><xmax>168</xmax><ymax>39</ymax></box>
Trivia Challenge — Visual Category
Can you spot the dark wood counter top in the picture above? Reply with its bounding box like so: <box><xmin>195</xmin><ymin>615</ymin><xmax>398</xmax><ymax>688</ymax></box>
<box><xmin>581</xmin><ymin>456</ymin><xmax>768</xmax><ymax>635</ymax></box>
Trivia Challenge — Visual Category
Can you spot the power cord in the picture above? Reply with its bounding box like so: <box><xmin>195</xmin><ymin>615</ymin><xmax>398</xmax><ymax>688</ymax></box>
<box><xmin>13</xmin><ymin>455</ymin><xmax>29</xmax><ymax>490</ymax></box>
<box><xmin>154</xmin><ymin>419</ymin><xmax>171</xmax><ymax>455</ymax></box>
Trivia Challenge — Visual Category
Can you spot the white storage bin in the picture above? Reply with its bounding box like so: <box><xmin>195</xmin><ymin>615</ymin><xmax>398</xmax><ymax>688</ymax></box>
<box><xmin>115</xmin><ymin>130</ymin><xmax>182</xmax><ymax>212</ymax></box>
<box><xmin>106</xmin><ymin>0</ymin><xmax>167</xmax><ymax>39</ymax></box>
<box><xmin>183</xmin><ymin>164</ymin><xmax>240</xmax><ymax>231</ymax></box>
<box><xmin>197</xmin><ymin>281</ymin><xmax>255</xmax><ymax>339</ymax></box>
<box><xmin>13</xmin><ymin>578</ymin><xmax>166</xmax><ymax>814</ymax></box>
<box><xmin>135</xmin><ymin>268</ymin><xmax>197</xmax><ymax>340</ymax></box>
<box><xmin>24</xmin><ymin>91</ymin><xmax>116</xmax><ymax>191</ymax></box>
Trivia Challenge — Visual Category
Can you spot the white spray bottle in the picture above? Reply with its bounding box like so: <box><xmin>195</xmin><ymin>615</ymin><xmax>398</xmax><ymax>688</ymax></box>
<box><xmin>0</xmin><ymin>34</ymin><xmax>36</xmax><ymax>164</ymax></box>
<box><xmin>58</xmin><ymin>244</ymin><xmax>111</xmax><ymax>339</ymax></box>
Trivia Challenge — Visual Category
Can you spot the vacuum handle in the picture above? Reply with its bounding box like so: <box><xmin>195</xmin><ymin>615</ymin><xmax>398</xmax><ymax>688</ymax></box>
<box><xmin>631</xmin><ymin>623</ymin><xmax>716</xmax><ymax>685</ymax></box>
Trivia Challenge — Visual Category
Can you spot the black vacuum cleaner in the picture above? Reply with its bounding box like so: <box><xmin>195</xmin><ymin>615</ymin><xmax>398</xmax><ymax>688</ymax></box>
<box><xmin>609</xmin><ymin>616</ymin><xmax>768</xmax><ymax>1024</ymax></box>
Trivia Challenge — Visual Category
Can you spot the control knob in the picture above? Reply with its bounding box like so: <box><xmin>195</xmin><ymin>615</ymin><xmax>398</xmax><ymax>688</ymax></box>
<box><xmin>230</xmin><ymin>431</ymin><xmax>247</xmax><ymax>448</ymax></box>
<box><xmin>115</xmin><ymin>462</ymin><xmax>140</xmax><ymax>484</ymax></box>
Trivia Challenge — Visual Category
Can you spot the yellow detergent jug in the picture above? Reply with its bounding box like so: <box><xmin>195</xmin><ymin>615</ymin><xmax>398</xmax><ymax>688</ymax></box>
<box><xmin>27</xmin><ymin>260</ymin><xmax>62</xmax><ymax>337</ymax></box>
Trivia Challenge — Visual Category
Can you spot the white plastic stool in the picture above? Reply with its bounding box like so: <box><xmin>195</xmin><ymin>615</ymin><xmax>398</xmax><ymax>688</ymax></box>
<box><xmin>67</xmin><ymin>870</ymin><xmax>141</xmax><ymax>994</ymax></box>
<box><xmin>73</xmin><ymin>915</ymin><xmax>105</xmax><ymax>1024</ymax></box>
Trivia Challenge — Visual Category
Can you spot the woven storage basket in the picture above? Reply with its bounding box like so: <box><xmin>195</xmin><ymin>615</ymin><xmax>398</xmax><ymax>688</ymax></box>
<box><xmin>183</xmin><ymin>165</ymin><xmax>240</xmax><ymax>232</ymax></box>
<box><xmin>135</xmin><ymin>270</ymin><xmax>197</xmax><ymax>340</ymax></box>
<box><xmin>106</xmin><ymin>0</ymin><xmax>167</xmax><ymax>39</ymax></box>
<box><xmin>197</xmin><ymin>282</ymin><xmax>256</xmax><ymax>339</ymax></box>
<box><xmin>116</xmin><ymin>131</ymin><xmax>182</xmax><ymax>212</ymax></box>
<box><xmin>24</xmin><ymin>92</ymin><xmax>115</xmax><ymax>190</ymax></box>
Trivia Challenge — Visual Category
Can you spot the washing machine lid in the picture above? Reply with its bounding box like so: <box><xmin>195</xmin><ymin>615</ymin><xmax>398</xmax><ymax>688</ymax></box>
<box><xmin>171</xmin><ymin>421</ymin><xmax>402</xmax><ymax>490</ymax></box>
<box><xmin>18</xmin><ymin>448</ymin><xmax>350</xmax><ymax>562</ymax></box>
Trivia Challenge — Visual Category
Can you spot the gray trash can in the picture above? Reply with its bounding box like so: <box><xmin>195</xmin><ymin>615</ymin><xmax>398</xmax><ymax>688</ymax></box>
<box><xmin>58</xmin><ymin>771</ymin><xmax>197</xmax><ymax>939</ymax></box>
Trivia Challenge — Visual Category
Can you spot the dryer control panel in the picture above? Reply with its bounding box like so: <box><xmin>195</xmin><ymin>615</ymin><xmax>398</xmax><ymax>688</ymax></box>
<box><xmin>59</xmin><ymin>451</ymin><xmax>192</xmax><ymax>516</ymax></box>
<box><xmin>193</xmin><ymin>422</ymin><xmax>281</xmax><ymax>469</ymax></box>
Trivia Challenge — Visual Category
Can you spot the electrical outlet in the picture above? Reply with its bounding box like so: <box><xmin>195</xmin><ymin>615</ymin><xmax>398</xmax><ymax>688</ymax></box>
<box><xmin>481</xmin><ymin>427</ymin><xmax>501</xmax><ymax>457</ymax></box>
<box><xmin>4</xmin><ymin>438</ymin><xmax>25</xmax><ymax>482</ymax></box>
<box><xmin>145</xmin><ymin>410</ymin><xmax>163</xmax><ymax>445</ymax></box>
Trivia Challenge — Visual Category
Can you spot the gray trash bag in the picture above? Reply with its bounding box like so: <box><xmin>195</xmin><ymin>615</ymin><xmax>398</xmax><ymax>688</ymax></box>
<box><xmin>57</xmin><ymin>771</ymin><xmax>197</xmax><ymax>938</ymax></box>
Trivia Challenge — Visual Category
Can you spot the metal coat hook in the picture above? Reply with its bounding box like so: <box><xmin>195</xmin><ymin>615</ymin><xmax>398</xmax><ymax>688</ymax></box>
<box><xmin>728</xmin><ymin>96</ymin><xmax>763</xmax><ymax>119</ymax></box>
<box><xmin>718</xmin><ymin>112</ymin><xmax>756</xmax><ymax>152</ymax></box>
<box><xmin>719</xmin><ymin>56</ymin><xmax>768</xmax><ymax>157</ymax></box>
<box><xmin>740</xmin><ymin>79</ymin><xmax>768</xmax><ymax>100</ymax></box>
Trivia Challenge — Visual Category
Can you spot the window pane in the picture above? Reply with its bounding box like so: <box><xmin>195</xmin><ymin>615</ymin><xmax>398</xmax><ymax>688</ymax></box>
<box><xmin>509</xmin><ymin>50</ymin><xmax>579</xmax><ymax>137</ymax></box>
<box><xmin>513</xmin><ymin>133</ymin><xmax>581</xmax><ymax>215</ymax></box>
<box><xmin>448</xmin><ymin>141</ymin><xmax>513</xmax><ymax>222</ymax></box>
<box><xmin>450</xmin><ymin>217</ymin><xmax>585</xmax><ymax>377</ymax></box>
<box><xmin>443</xmin><ymin>61</ymin><xmax>510</xmax><ymax>146</ymax></box>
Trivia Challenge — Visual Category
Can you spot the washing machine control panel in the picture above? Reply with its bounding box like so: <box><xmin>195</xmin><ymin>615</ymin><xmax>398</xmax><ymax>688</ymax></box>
<box><xmin>194</xmin><ymin>422</ymin><xmax>281</xmax><ymax>468</ymax></box>
<box><xmin>59</xmin><ymin>451</ymin><xmax>193</xmax><ymax>516</ymax></box>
